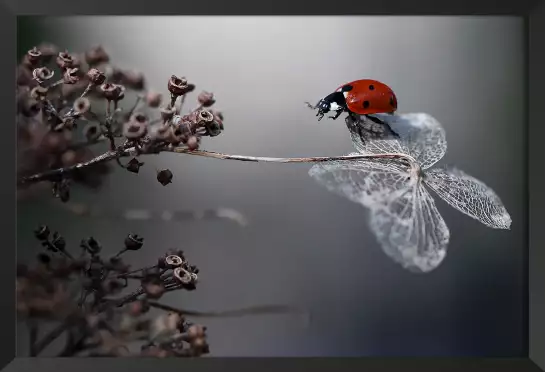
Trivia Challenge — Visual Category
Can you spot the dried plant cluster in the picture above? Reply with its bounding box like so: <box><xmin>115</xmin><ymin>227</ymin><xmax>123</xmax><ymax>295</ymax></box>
<box><xmin>17</xmin><ymin>43</ymin><xmax>224</xmax><ymax>194</ymax></box>
<box><xmin>17</xmin><ymin>225</ymin><xmax>210</xmax><ymax>357</ymax></box>
<box><xmin>16</xmin><ymin>44</ymin><xmax>302</xmax><ymax>358</ymax></box>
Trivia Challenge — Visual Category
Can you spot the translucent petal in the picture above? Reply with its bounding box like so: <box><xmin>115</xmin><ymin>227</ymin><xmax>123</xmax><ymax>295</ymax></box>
<box><xmin>309</xmin><ymin>161</ymin><xmax>450</xmax><ymax>272</ymax></box>
<box><xmin>348</xmin><ymin>113</ymin><xmax>447</xmax><ymax>170</ymax></box>
<box><xmin>308</xmin><ymin>159</ymin><xmax>411</xmax><ymax>208</ymax></box>
<box><xmin>424</xmin><ymin>166</ymin><xmax>512</xmax><ymax>229</ymax></box>
<box><xmin>369</xmin><ymin>184</ymin><xmax>450</xmax><ymax>273</ymax></box>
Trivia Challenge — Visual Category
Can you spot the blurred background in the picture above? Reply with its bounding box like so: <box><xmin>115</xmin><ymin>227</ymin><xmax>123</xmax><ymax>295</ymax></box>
<box><xmin>17</xmin><ymin>16</ymin><xmax>526</xmax><ymax>357</ymax></box>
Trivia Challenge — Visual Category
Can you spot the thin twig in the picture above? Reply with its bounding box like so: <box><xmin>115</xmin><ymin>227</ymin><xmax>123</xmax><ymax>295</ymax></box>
<box><xmin>18</xmin><ymin>147</ymin><xmax>415</xmax><ymax>187</ymax></box>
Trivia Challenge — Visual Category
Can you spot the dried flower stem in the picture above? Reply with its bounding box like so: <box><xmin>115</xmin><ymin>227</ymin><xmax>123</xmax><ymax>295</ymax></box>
<box><xmin>18</xmin><ymin>147</ymin><xmax>416</xmax><ymax>187</ymax></box>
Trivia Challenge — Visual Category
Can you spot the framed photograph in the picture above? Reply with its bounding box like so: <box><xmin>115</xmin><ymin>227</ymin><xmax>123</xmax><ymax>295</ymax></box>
<box><xmin>7</xmin><ymin>1</ymin><xmax>544</xmax><ymax>371</ymax></box>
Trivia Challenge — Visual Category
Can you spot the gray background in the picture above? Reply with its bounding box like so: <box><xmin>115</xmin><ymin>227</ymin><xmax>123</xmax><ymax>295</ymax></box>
<box><xmin>17</xmin><ymin>16</ymin><xmax>526</xmax><ymax>357</ymax></box>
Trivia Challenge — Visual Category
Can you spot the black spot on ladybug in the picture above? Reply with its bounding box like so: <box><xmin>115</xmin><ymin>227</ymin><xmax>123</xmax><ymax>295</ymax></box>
<box><xmin>368</xmin><ymin>84</ymin><xmax>375</xmax><ymax>90</ymax></box>
<box><xmin>363</xmin><ymin>100</ymin><xmax>370</xmax><ymax>109</ymax></box>
<box><xmin>341</xmin><ymin>85</ymin><xmax>353</xmax><ymax>92</ymax></box>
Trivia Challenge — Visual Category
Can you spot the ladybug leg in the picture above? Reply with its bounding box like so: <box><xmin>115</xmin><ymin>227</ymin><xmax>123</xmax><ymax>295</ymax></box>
<box><xmin>328</xmin><ymin>110</ymin><xmax>343</xmax><ymax>120</ymax></box>
<box><xmin>366</xmin><ymin>115</ymin><xmax>400</xmax><ymax>139</ymax></box>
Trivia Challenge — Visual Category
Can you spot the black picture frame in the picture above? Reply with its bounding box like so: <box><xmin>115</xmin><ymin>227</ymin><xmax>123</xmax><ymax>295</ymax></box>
<box><xmin>5</xmin><ymin>1</ymin><xmax>544</xmax><ymax>371</ymax></box>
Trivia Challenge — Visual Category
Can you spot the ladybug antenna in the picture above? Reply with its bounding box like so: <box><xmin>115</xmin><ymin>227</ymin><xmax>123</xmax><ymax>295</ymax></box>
<box><xmin>304</xmin><ymin>101</ymin><xmax>317</xmax><ymax>110</ymax></box>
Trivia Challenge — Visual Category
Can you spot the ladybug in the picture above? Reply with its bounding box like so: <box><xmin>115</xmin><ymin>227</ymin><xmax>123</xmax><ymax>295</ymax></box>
<box><xmin>307</xmin><ymin>79</ymin><xmax>398</xmax><ymax>123</ymax></box>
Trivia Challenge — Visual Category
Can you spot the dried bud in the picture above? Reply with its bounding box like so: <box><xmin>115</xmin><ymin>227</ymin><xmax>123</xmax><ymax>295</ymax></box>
<box><xmin>205</xmin><ymin>117</ymin><xmax>223</xmax><ymax>137</ymax></box>
<box><xmin>164</xmin><ymin>255</ymin><xmax>184</xmax><ymax>269</ymax></box>
<box><xmin>83</xmin><ymin>123</ymin><xmax>101</xmax><ymax>142</ymax></box>
<box><xmin>30</xmin><ymin>86</ymin><xmax>48</xmax><ymax>101</ymax></box>
<box><xmin>34</xmin><ymin>225</ymin><xmax>50</xmax><ymax>240</ymax></box>
<box><xmin>150</xmin><ymin>124</ymin><xmax>172</xmax><ymax>142</ymax></box>
<box><xmin>63</xmin><ymin>68</ymin><xmax>81</xmax><ymax>85</ymax></box>
<box><xmin>186</xmin><ymin>135</ymin><xmax>199</xmax><ymax>151</ymax></box>
<box><xmin>56</xmin><ymin>51</ymin><xmax>77</xmax><ymax>70</ymax></box>
<box><xmin>160</xmin><ymin>106</ymin><xmax>176</xmax><ymax>122</ymax></box>
<box><xmin>167</xmin><ymin>124</ymin><xmax>186</xmax><ymax>144</ymax></box>
<box><xmin>156</xmin><ymin>169</ymin><xmax>173</xmax><ymax>186</ymax></box>
<box><xmin>197</xmin><ymin>91</ymin><xmax>216</xmax><ymax>107</ymax></box>
<box><xmin>81</xmin><ymin>237</ymin><xmax>102</xmax><ymax>255</ymax></box>
<box><xmin>124</xmin><ymin>234</ymin><xmax>144</xmax><ymax>251</ymax></box>
<box><xmin>173</xmin><ymin>267</ymin><xmax>195</xmax><ymax>285</ymax></box>
<box><xmin>51</xmin><ymin>232</ymin><xmax>66</xmax><ymax>251</ymax></box>
<box><xmin>123</xmin><ymin>113</ymin><xmax>148</xmax><ymax>140</ymax></box>
<box><xmin>144</xmin><ymin>282</ymin><xmax>165</xmax><ymax>299</ymax></box>
<box><xmin>168</xmin><ymin>75</ymin><xmax>194</xmax><ymax>96</ymax></box>
<box><xmin>145</xmin><ymin>91</ymin><xmax>162</xmax><ymax>108</ymax></box>
<box><xmin>25</xmin><ymin>47</ymin><xmax>42</xmax><ymax>66</ymax></box>
<box><xmin>99</xmin><ymin>83</ymin><xmax>123</xmax><ymax>101</ymax></box>
<box><xmin>116</xmin><ymin>85</ymin><xmax>126</xmax><ymax>102</ymax></box>
<box><xmin>195</xmin><ymin>109</ymin><xmax>214</xmax><ymax>126</ymax></box>
<box><xmin>72</xmin><ymin>97</ymin><xmax>91</xmax><ymax>116</ymax></box>
<box><xmin>129</xmin><ymin>300</ymin><xmax>150</xmax><ymax>316</ymax></box>
<box><xmin>86</xmin><ymin>68</ymin><xmax>106</xmax><ymax>85</ymax></box>
<box><xmin>187</xmin><ymin>324</ymin><xmax>207</xmax><ymax>339</ymax></box>
<box><xmin>84</xmin><ymin>45</ymin><xmax>110</xmax><ymax>66</ymax></box>
<box><xmin>121</xmin><ymin>70</ymin><xmax>145</xmax><ymax>90</ymax></box>
<box><xmin>126</xmin><ymin>158</ymin><xmax>144</xmax><ymax>174</ymax></box>
<box><xmin>20</xmin><ymin>97</ymin><xmax>40</xmax><ymax>117</ymax></box>
<box><xmin>32</xmin><ymin>67</ymin><xmax>54</xmax><ymax>83</ymax></box>
<box><xmin>17</xmin><ymin>66</ymin><xmax>34</xmax><ymax>86</ymax></box>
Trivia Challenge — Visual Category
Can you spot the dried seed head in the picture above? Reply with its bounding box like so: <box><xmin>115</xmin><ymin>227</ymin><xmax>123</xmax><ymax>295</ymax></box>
<box><xmin>34</xmin><ymin>225</ymin><xmax>50</xmax><ymax>240</ymax></box>
<box><xmin>173</xmin><ymin>267</ymin><xmax>193</xmax><ymax>285</ymax></box>
<box><xmin>168</xmin><ymin>75</ymin><xmax>194</xmax><ymax>96</ymax></box>
<box><xmin>167</xmin><ymin>124</ymin><xmax>185</xmax><ymax>144</ymax></box>
<box><xmin>121</xmin><ymin>70</ymin><xmax>145</xmax><ymax>90</ymax></box>
<box><xmin>145</xmin><ymin>91</ymin><xmax>162</xmax><ymax>108</ymax></box>
<box><xmin>126</xmin><ymin>157</ymin><xmax>144</xmax><ymax>174</ymax></box>
<box><xmin>197</xmin><ymin>91</ymin><xmax>216</xmax><ymax>107</ymax></box>
<box><xmin>160</xmin><ymin>106</ymin><xmax>176</xmax><ymax>122</ymax></box>
<box><xmin>30</xmin><ymin>86</ymin><xmax>49</xmax><ymax>101</ymax></box>
<box><xmin>86</xmin><ymin>68</ymin><xmax>106</xmax><ymax>85</ymax></box>
<box><xmin>144</xmin><ymin>282</ymin><xmax>165</xmax><ymax>299</ymax></box>
<box><xmin>186</xmin><ymin>135</ymin><xmax>199</xmax><ymax>151</ymax></box>
<box><xmin>83</xmin><ymin>123</ymin><xmax>101</xmax><ymax>142</ymax></box>
<box><xmin>150</xmin><ymin>124</ymin><xmax>172</xmax><ymax>142</ymax></box>
<box><xmin>123</xmin><ymin>113</ymin><xmax>148</xmax><ymax>140</ymax></box>
<box><xmin>156</xmin><ymin>169</ymin><xmax>173</xmax><ymax>186</ymax></box>
<box><xmin>116</xmin><ymin>85</ymin><xmax>126</xmax><ymax>102</ymax></box>
<box><xmin>84</xmin><ymin>45</ymin><xmax>110</xmax><ymax>66</ymax></box>
<box><xmin>51</xmin><ymin>232</ymin><xmax>66</xmax><ymax>251</ymax></box>
<box><xmin>26</xmin><ymin>47</ymin><xmax>42</xmax><ymax>66</ymax></box>
<box><xmin>164</xmin><ymin>255</ymin><xmax>184</xmax><ymax>268</ymax></box>
<box><xmin>187</xmin><ymin>324</ymin><xmax>206</xmax><ymax>339</ymax></box>
<box><xmin>32</xmin><ymin>67</ymin><xmax>54</xmax><ymax>83</ymax></box>
<box><xmin>21</xmin><ymin>97</ymin><xmax>40</xmax><ymax>117</ymax></box>
<box><xmin>81</xmin><ymin>237</ymin><xmax>102</xmax><ymax>255</ymax></box>
<box><xmin>17</xmin><ymin>66</ymin><xmax>34</xmax><ymax>87</ymax></box>
<box><xmin>129</xmin><ymin>300</ymin><xmax>150</xmax><ymax>316</ymax></box>
<box><xmin>196</xmin><ymin>109</ymin><xmax>214</xmax><ymax>125</ymax></box>
<box><xmin>73</xmin><ymin>97</ymin><xmax>91</xmax><ymax>115</ymax></box>
<box><xmin>124</xmin><ymin>234</ymin><xmax>144</xmax><ymax>251</ymax></box>
<box><xmin>99</xmin><ymin>83</ymin><xmax>123</xmax><ymax>101</ymax></box>
<box><xmin>205</xmin><ymin>118</ymin><xmax>223</xmax><ymax>137</ymax></box>
<box><xmin>56</xmin><ymin>51</ymin><xmax>77</xmax><ymax>70</ymax></box>
<box><xmin>63</xmin><ymin>68</ymin><xmax>81</xmax><ymax>85</ymax></box>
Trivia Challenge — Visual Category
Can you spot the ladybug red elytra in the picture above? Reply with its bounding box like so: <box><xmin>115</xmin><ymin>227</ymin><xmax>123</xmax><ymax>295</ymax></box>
<box><xmin>307</xmin><ymin>79</ymin><xmax>398</xmax><ymax>122</ymax></box>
